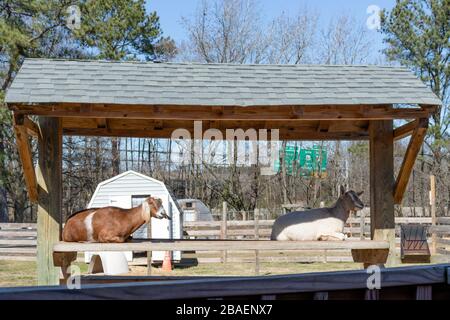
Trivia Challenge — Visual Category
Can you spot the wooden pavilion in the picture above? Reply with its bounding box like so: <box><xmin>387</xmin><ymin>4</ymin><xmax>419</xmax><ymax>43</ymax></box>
<box><xmin>5</xmin><ymin>59</ymin><xmax>441</xmax><ymax>285</ymax></box>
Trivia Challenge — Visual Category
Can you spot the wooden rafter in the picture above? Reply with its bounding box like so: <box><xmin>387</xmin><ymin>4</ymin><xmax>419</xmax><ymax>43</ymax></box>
<box><xmin>10</xmin><ymin>103</ymin><xmax>436</xmax><ymax>121</ymax></box>
<box><xmin>61</xmin><ymin>118</ymin><xmax>369</xmax><ymax>140</ymax></box>
<box><xmin>13</xmin><ymin>116</ymin><xmax>38</xmax><ymax>202</ymax></box>
<box><xmin>394</xmin><ymin>118</ymin><xmax>429</xmax><ymax>204</ymax></box>
<box><xmin>63</xmin><ymin>127</ymin><xmax>369</xmax><ymax>140</ymax></box>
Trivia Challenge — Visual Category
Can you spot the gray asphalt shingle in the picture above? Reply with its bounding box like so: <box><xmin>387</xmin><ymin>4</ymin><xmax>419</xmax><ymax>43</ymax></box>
<box><xmin>5</xmin><ymin>58</ymin><xmax>442</xmax><ymax>106</ymax></box>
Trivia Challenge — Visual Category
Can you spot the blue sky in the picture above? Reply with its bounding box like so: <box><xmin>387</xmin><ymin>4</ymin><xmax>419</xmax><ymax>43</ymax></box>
<box><xmin>147</xmin><ymin>0</ymin><xmax>396</xmax><ymax>55</ymax></box>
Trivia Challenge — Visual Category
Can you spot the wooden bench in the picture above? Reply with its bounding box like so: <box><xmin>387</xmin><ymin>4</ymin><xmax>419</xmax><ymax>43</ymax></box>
<box><xmin>53</xmin><ymin>239</ymin><xmax>390</xmax><ymax>282</ymax></box>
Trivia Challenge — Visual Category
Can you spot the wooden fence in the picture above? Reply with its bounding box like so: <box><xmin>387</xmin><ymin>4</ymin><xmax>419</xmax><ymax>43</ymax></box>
<box><xmin>0</xmin><ymin>223</ymin><xmax>36</xmax><ymax>261</ymax></box>
<box><xmin>183</xmin><ymin>214</ymin><xmax>449</xmax><ymax>263</ymax></box>
<box><xmin>1</xmin><ymin>216</ymin><xmax>449</xmax><ymax>263</ymax></box>
<box><xmin>430</xmin><ymin>217</ymin><xmax>450</xmax><ymax>256</ymax></box>
<box><xmin>184</xmin><ymin>217</ymin><xmax>435</xmax><ymax>240</ymax></box>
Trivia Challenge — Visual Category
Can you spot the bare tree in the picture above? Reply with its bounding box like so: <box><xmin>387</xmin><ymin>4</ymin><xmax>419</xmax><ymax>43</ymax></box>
<box><xmin>317</xmin><ymin>14</ymin><xmax>375</xmax><ymax>65</ymax></box>
<box><xmin>265</xmin><ymin>8</ymin><xmax>318</xmax><ymax>64</ymax></box>
<box><xmin>181</xmin><ymin>0</ymin><xmax>266</xmax><ymax>63</ymax></box>
<box><xmin>181</xmin><ymin>0</ymin><xmax>319</xmax><ymax>65</ymax></box>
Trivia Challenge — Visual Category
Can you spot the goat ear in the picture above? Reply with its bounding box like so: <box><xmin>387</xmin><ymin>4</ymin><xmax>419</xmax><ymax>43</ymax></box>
<box><xmin>357</xmin><ymin>191</ymin><xmax>364</xmax><ymax>196</ymax></box>
<box><xmin>340</xmin><ymin>185</ymin><xmax>345</xmax><ymax>196</ymax></box>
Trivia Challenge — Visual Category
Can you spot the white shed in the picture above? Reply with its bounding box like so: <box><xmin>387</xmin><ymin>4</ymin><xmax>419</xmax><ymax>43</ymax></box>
<box><xmin>87</xmin><ymin>170</ymin><xmax>183</xmax><ymax>262</ymax></box>
<box><xmin>177</xmin><ymin>199</ymin><xmax>213</xmax><ymax>222</ymax></box>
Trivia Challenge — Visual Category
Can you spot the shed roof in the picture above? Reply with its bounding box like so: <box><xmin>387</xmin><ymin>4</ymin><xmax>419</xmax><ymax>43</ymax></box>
<box><xmin>5</xmin><ymin>58</ymin><xmax>441</xmax><ymax>107</ymax></box>
<box><xmin>94</xmin><ymin>170</ymin><xmax>165</xmax><ymax>188</ymax></box>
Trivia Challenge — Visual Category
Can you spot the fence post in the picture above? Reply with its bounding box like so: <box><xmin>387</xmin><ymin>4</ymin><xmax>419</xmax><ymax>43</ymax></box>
<box><xmin>430</xmin><ymin>175</ymin><xmax>436</xmax><ymax>255</ymax></box>
<box><xmin>349</xmin><ymin>211</ymin><xmax>353</xmax><ymax>238</ymax></box>
<box><xmin>221</xmin><ymin>202</ymin><xmax>228</xmax><ymax>263</ymax></box>
<box><xmin>147</xmin><ymin>217</ymin><xmax>152</xmax><ymax>275</ymax></box>
<box><xmin>254</xmin><ymin>208</ymin><xmax>260</xmax><ymax>275</ymax></box>
<box><xmin>360</xmin><ymin>209</ymin><xmax>366</xmax><ymax>240</ymax></box>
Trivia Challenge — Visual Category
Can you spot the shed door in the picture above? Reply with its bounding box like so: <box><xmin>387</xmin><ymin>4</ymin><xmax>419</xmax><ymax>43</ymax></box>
<box><xmin>134</xmin><ymin>194</ymin><xmax>171</xmax><ymax>238</ymax></box>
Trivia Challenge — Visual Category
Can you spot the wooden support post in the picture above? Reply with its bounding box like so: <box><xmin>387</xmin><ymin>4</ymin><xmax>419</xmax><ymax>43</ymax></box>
<box><xmin>221</xmin><ymin>202</ymin><xmax>227</xmax><ymax>263</ymax></box>
<box><xmin>254</xmin><ymin>208</ymin><xmax>260</xmax><ymax>275</ymax></box>
<box><xmin>167</xmin><ymin>201</ymin><xmax>173</xmax><ymax>268</ymax></box>
<box><xmin>369</xmin><ymin>120</ymin><xmax>396</xmax><ymax>266</ymax></box>
<box><xmin>430</xmin><ymin>175</ymin><xmax>436</xmax><ymax>255</ymax></box>
<box><xmin>37</xmin><ymin>117</ymin><xmax>62</xmax><ymax>285</ymax></box>
<box><xmin>254</xmin><ymin>208</ymin><xmax>260</xmax><ymax>239</ymax></box>
<box><xmin>394</xmin><ymin>118</ymin><xmax>428</xmax><ymax>204</ymax></box>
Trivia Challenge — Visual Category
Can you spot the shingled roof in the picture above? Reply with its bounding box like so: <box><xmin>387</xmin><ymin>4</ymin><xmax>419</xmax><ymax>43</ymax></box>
<box><xmin>5</xmin><ymin>58</ymin><xmax>441</xmax><ymax>107</ymax></box>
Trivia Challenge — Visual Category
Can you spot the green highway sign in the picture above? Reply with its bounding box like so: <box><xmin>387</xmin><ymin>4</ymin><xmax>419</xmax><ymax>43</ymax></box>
<box><xmin>274</xmin><ymin>145</ymin><xmax>327</xmax><ymax>176</ymax></box>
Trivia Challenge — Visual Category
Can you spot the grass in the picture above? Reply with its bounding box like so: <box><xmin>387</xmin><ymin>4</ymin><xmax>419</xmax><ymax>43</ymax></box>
<box><xmin>0</xmin><ymin>260</ymin><xmax>88</xmax><ymax>287</ymax></box>
<box><xmin>2</xmin><ymin>258</ymin><xmax>439</xmax><ymax>288</ymax></box>
<box><xmin>0</xmin><ymin>259</ymin><xmax>362</xmax><ymax>287</ymax></box>
<box><xmin>131</xmin><ymin>261</ymin><xmax>362</xmax><ymax>277</ymax></box>
<box><xmin>0</xmin><ymin>260</ymin><xmax>37</xmax><ymax>287</ymax></box>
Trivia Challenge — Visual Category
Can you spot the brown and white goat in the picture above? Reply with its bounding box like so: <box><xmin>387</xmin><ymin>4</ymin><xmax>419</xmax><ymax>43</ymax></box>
<box><xmin>62</xmin><ymin>197</ymin><xmax>170</xmax><ymax>243</ymax></box>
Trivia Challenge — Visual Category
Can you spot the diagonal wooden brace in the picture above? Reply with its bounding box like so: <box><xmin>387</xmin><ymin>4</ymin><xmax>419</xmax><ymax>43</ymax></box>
<box><xmin>13</xmin><ymin>114</ymin><xmax>38</xmax><ymax>202</ymax></box>
<box><xmin>394</xmin><ymin>118</ymin><xmax>428</xmax><ymax>204</ymax></box>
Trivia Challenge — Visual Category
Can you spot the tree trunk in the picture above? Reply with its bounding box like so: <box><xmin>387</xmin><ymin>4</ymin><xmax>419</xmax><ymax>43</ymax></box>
<box><xmin>0</xmin><ymin>187</ymin><xmax>8</xmax><ymax>222</ymax></box>
<box><xmin>111</xmin><ymin>137</ymin><xmax>120</xmax><ymax>175</ymax></box>
<box><xmin>0</xmin><ymin>135</ymin><xmax>8</xmax><ymax>222</ymax></box>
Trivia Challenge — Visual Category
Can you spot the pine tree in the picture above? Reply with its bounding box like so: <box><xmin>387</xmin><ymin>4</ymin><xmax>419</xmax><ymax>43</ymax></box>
<box><xmin>75</xmin><ymin>0</ymin><xmax>176</xmax><ymax>61</ymax></box>
<box><xmin>0</xmin><ymin>0</ymin><xmax>175</xmax><ymax>221</ymax></box>
<box><xmin>381</xmin><ymin>0</ymin><xmax>449</xmax><ymax>213</ymax></box>
<box><xmin>381</xmin><ymin>0</ymin><xmax>449</xmax><ymax>140</ymax></box>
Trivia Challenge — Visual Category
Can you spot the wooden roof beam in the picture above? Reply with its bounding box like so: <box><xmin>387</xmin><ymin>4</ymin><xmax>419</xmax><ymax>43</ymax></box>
<box><xmin>61</xmin><ymin>117</ymin><xmax>368</xmax><ymax>140</ymax></box>
<box><xmin>10</xmin><ymin>103</ymin><xmax>434</xmax><ymax>121</ymax></box>
<box><xmin>62</xmin><ymin>127</ymin><xmax>368</xmax><ymax>141</ymax></box>
<box><xmin>394</xmin><ymin>118</ymin><xmax>428</xmax><ymax>204</ymax></box>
